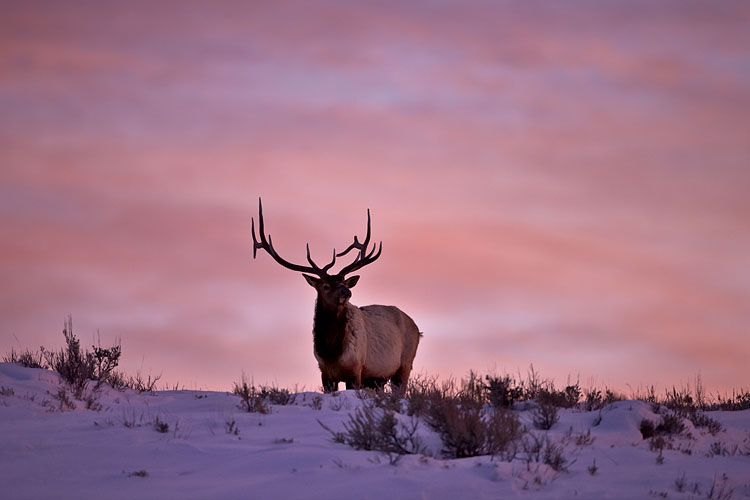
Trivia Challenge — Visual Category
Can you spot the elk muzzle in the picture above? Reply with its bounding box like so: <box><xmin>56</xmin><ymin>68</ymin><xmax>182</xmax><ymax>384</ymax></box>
<box><xmin>338</xmin><ymin>286</ymin><xmax>352</xmax><ymax>304</ymax></box>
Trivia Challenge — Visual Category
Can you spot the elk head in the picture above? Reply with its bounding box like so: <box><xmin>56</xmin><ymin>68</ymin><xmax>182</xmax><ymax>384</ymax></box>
<box><xmin>302</xmin><ymin>274</ymin><xmax>360</xmax><ymax>312</ymax></box>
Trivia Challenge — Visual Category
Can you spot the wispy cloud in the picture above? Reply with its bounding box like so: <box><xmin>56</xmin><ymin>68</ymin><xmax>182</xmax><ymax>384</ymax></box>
<box><xmin>1</xmin><ymin>1</ymin><xmax>749</xmax><ymax>392</ymax></box>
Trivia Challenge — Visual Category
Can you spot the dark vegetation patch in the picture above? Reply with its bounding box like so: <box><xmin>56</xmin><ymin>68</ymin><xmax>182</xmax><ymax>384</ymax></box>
<box><xmin>231</xmin><ymin>377</ymin><xmax>299</xmax><ymax>413</ymax></box>
<box><xmin>5</xmin><ymin>319</ymin><xmax>746</xmax><ymax>471</ymax></box>
<box><xmin>319</xmin><ymin>402</ymin><xmax>423</xmax><ymax>465</ymax></box>
<box><xmin>3</xmin><ymin>315</ymin><xmax>161</xmax><ymax>398</ymax></box>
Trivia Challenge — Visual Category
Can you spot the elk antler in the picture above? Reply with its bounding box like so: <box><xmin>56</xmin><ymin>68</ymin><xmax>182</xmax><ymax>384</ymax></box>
<box><xmin>336</xmin><ymin>208</ymin><xmax>383</xmax><ymax>277</ymax></box>
<box><xmin>252</xmin><ymin>198</ymin><xmax>337</xmax><ymax>278</ymax></box>
<box><xmin>252</xmin><ymin>198</ymin><xmax>382</xmax><ymax>278</ymax></box>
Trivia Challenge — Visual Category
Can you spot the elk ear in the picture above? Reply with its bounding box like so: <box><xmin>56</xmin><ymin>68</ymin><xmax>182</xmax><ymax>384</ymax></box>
<box><xmin>344</xmin><ymin>275</ymin><xmax>360</xmax><ymax>288</ymax></box>
<box><xmin>302</xmin><ymin>274</ymin><xmax>320</xmax><ymax>288</ymax></box>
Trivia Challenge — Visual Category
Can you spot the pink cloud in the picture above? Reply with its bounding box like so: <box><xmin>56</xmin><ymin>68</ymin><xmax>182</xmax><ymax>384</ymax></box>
<box><xmin>1</xmin><ymin>1</ymin><xmax>749</xmax><ymax>393</ymax></box>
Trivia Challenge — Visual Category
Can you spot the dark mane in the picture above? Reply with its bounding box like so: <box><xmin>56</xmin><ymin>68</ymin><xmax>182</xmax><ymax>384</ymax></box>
<box><xmin>312</xmin><ymin>301</ymin><xmax>347</xmax><ymax>362</ymax></box>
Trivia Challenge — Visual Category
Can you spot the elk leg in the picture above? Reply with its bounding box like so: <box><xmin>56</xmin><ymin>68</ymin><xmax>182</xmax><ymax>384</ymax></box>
<box><xmin>322</xmin><ymin>375</ymin><xmax>338</xmax><ymax>393</ymax></box>
<box><xmin>390</xmin><ymin>366</ymin><xmax>411</xmax><ymax>395</ymax></box>
<box><xmin>363</xmin><ymin>377</ymin><xmax>387</xmax><ymax>390</ymax></box>
<box><xmin>344</xmin><ymin>373</ymin><xmax>363</xmax><ymax>390</ymax></box>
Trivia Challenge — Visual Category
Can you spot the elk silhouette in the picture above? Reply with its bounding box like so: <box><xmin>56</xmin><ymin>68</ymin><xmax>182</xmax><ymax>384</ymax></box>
<box><xmin>251</xmin><ymin>199</ymin><xmax>420</xmax><ymax>392</ymax></box>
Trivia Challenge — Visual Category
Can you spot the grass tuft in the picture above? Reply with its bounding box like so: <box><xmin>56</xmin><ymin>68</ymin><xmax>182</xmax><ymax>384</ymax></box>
<box><xmin>233</xmin><ymin>377</ymin><xmax>270</xmax><ymax>414</ymax></box>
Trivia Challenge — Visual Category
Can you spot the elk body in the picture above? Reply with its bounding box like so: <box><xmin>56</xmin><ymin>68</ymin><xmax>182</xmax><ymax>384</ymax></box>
<box><xmin>251</xmin><ymin>199</ymin><xmax>420</xmax><ymax>392</ymax></box>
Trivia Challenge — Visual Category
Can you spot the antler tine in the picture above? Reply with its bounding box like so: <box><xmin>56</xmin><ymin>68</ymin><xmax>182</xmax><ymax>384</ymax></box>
<box><xmin>252</xmin><ymin>198</ymin><xmax>330</xmax><ymax>278</ymax></box>
<box><xmin>251</xmin><ymin>197</ymin><xmax>265</xmax><ymax>258</ymax></box>
<box><xmin>336</xmin><ymin>208</ymin><xmax>383</xmax><ymax>277</ymax></box>
<box><xmin>305</xmin><ymin>245</ymin><xmax>338</xmax><ymax>275</ymax></box>
<box><xmin>362</xmin><ymin>208</ymin><xmax>372</xmax><ymax>254</ymax></box>
<box><xmin>338</xmin><ymin>241</ymin><xmax>382</xmax><ymax>277</ymax></box>
<box><xmin>321</xmin><ymin>248</ymin><xmax>338</xmax><ymax>273</ymax></box>
<box><xmin>252</xmin><ymin>217</ymin><xmax>259</xmax><ymax>258</ymax></box>
<box><xmin>336</xmin><ymin>209</ymin><xmax>372</xmax><ymax>258</ymax></box>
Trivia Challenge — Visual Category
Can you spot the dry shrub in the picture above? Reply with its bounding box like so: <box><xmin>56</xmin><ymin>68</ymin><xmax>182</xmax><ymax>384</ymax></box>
<box><xmin>531</xmin><ymin>401</ymin><xmax>560</xmax><ymax>430</ymax></box>
<box><xmin>402</xmin><ymin>372</ymin><xmax>525</xmax><ymax>459</ymax></box>
<box><xmin>520</xmin><ymin>433</ymin><xmax>570</xmax><ymax>472</ymax></box>
<box><xmin>232</xmin><ymin>378</ymin><xmax>296</xmax><ymax>411</ymax></box>
<box><xmin>124</xmin><ymin>371</ymin><xmax>161</xmax><ymax>393</ymax></box>
<box><xmin>425</xmin><ymin>395</ymin><xmax>486</xmax><ymax>458</ymax></box>
<box><xmin>640</xmin><ymin>411</ymin><xmax>686</xmax><ymax>439</ymax></box>
<box><xmin>404</xmin><ymin>373</ymin><xmax>450</xmax><ymax>417</ymax></box>
<box><xmin>3</xmin><ymin>348</ymin><xmax>47</xmax><ymax>369</ymax></box>
<box><xmin>688</xmin><ymin>411</ymin><xmax>723</xmax><ymax>435</ymax></box>
<box><xmin>360</xmin><ymin>387</ymin><xmax>403</xmax><ymax>413</ymax></box>
<box><xmin>233</xmin><ymin>378</ymin><xmax>270</xmax><ymax>414</ymax></box>
<box><xmin>487</xmin><ymin>409</ymin><xmax>525</xmax><ymax>459</ymax></box>
<box><xmin>713</xmin><ymin>390</ymin><xmax>750</xmax><ymax>411</ymax></box>
<box><xmin>484</xmin><ymin>374</ymin><xmax>523</xmax><ymax>409</ymax></box>
<box><xmin>424</xmin><ymin>393</ymin><xmax>523</xmax><ymax>459</ymax></box>
<box><xmin>319</xmin><ymin>402</ymin><xmax>423</xmax><ymax>464</ymax></box>
<box><xmin>583</xmin><ymin>387</ymin><xmax>624</xmax><ymax>411</ymax></box>
<box><xmin>259</xmin><ymin>384</ymin><xmax>297</xmax><ymax>405</ymax></box>
<box><xmin>43</xmin><ymin>316</ymin><xmax>122</xmax><ymax>398</ymax></box>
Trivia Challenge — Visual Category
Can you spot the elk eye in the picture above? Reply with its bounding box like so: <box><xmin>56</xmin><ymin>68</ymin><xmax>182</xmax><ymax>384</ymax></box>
<box><xmin>322</xmin><ymin>284</ymin><xmax>330</xmax><ymax>291</ymax></box>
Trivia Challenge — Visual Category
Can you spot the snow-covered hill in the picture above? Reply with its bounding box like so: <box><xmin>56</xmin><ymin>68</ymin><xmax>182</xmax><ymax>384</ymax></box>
<box><xmin>1</xmin><ymin>363</ymin><xmax>748</xmax><ymax>499</ymax></box>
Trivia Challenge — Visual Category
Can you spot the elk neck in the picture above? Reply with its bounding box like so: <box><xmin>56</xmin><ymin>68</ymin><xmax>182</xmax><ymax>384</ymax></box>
<box><xmin>312</xmin><ymin>299</ymin><xmax>349</xmax><ymax>362</ymax></box>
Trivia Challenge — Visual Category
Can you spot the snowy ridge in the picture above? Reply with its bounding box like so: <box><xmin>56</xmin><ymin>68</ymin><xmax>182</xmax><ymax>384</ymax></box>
<box><xmin>1</xmin><ymin>363</ymin><xmax>748</xmax><ymax>499</ymax></box>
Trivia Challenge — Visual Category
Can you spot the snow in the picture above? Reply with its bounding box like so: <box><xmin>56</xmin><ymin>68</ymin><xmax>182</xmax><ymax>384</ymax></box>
<box><xmin>1</xmin><ymin>363</ymin><xmax>748</xmax><ymax>499</ymax></box>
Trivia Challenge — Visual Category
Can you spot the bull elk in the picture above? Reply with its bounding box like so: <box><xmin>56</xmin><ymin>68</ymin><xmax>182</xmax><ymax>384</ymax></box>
<box><xmin>251</xmin><ymin>199</ymin><xmax>421</xmax><ymax>392</ymax></box>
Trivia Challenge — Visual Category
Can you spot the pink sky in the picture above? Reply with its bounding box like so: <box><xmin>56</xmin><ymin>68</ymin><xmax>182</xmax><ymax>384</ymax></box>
<box><xmin>2</xmin><ymin>1</ymin><xmax>749</xmax><ymax>394</ymax></box>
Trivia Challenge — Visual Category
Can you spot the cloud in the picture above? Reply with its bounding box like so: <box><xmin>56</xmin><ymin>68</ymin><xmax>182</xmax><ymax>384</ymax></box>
<box><xmin>1</xmin><ymin>1</ymin><xmax>749</xmax><ymax>393</ymax></box>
